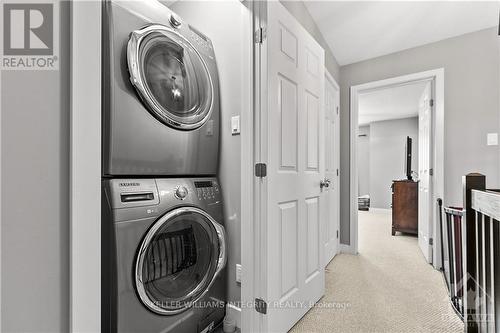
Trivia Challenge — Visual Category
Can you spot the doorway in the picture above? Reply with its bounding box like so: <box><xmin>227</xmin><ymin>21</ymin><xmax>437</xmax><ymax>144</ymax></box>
<box><xmin>349</xmin><ymin>69</ymin><xmax>444</xmax><ymax>269</ymax></box>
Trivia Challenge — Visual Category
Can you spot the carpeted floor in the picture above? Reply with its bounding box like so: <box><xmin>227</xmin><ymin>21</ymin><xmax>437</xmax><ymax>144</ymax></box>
<box><xmin>289</xmin><ymin>210</ymin><xmax>464</xmax><ymax>333</ymax></box>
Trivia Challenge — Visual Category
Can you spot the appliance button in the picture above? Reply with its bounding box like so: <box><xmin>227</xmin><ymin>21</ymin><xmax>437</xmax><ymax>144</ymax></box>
<box><xmin>169</xmin><ymin>14</ymin><xmax>182</xmax><ymax>28</ymax></box>
<box><xmin>174</xmin><ymin>186</ymin><xmax>188</xmax><ymax>200</ymax></box>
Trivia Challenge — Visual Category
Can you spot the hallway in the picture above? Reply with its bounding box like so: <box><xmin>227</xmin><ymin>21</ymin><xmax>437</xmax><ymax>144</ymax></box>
<box><xmin>290</xmin><ymin>210</ymin><xmax>464</xmax><ymax>332</ymax></box>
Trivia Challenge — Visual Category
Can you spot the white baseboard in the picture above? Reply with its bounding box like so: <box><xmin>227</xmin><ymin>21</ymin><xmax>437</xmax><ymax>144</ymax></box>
<box><xmin>226</xmin><ymin>303</ymin><xmax>241</xmax><ymax>329</ymax></box>
<box><xmin>368</xmin><ymin>208</ymin><xmax>391</xmax><ymax>214</ymax></box>
<box><xmin>339</xmin><ymin>243</ymin><xmax>356</xmax><ymax>254</ymax></box>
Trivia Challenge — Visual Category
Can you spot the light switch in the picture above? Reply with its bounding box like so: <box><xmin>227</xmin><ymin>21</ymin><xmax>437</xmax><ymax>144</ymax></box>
<box><xmin>231</xmin><ymin>116</ymin><xmax>240</xmax><ymax>135</ymax></box>
<box><xmin>487</xmin><ymin>133</ymin><xmax>498</xmax><ymax>146</ymax></box>
<box><xmin>236</xmin><ymin>264</ymin><xmax>242</xmax><ymax>283</ymax></box>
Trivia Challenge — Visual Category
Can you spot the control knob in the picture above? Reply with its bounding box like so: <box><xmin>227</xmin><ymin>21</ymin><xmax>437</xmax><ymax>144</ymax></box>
<box><xmin>169</xmin><ymin>14</ymin><xmax>182</xmax><ymax>28</ymax></box>
<box><xmin>174</xmin><ymin>186</ymin><xmax>188</xmax><ymax>200</ymax></box>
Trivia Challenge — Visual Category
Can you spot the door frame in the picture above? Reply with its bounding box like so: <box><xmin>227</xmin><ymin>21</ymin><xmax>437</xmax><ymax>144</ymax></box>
<box><xmin>241</xmin><ymin>0</ymin><xmax>266</xmax><ymax>331</ymax></box>
<box><xmin>70</xmin><ymin>1</ymin><xmax>101</xmax><ymax>332</ymax></box>
<box><xmin>240</xmin><ymin>0</ymin><xmax>259</xmax><ymax>332</ymax></box>
<box><xmin>324</xmin><ymin>70</ymin><xmax>340</xmax><ymax>264</ymax></box>
<box><xmin>349</xmin><ymin>68</ymin><xmax>444</xmax><ymax>269</ymax></box>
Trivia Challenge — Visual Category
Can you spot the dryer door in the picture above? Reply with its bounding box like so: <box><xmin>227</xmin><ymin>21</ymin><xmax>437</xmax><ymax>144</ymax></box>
<box><xmin>128</xmin><ymin>25</ymin><xmax>214</xmax><ymax>130</ymax></box>
<box><xmin>135</xmin><ymin>207</ymin><xmax>226</xmax><ymax>315</ymax></box>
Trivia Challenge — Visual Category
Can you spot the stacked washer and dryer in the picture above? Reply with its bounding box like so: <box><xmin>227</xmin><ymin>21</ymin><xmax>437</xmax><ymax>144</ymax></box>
<box><xmin>101</xmin><ymin>1</ymin><xmax>227</xmax><ymax>332</ymax></box>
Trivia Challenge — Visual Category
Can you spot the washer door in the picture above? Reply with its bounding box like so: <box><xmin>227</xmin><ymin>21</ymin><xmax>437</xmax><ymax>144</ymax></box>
<box><xmin>135</xmin><ymin>207</ymin><xmax>226</xmax><ymax>315</ymax></box>
<box><xmin>127</xmin><ymin>25</ymin><xmax>214</xmax><ymax>130</ymax></box>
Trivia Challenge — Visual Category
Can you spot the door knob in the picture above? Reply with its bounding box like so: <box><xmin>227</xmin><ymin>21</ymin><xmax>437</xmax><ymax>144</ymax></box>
<box><xmin>320</xmin><ymin>178</ymin><xmax>331</xmax><ymax>189</ymax></box>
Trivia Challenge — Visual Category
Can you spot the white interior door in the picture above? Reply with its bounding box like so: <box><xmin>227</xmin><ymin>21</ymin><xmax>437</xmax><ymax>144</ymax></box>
<box><xmin>324</xmin><ymin>73</ymin><xmax>340</xmax><ymax>266</ymax></box>
<box><xmin>418</xmin><ymin>82</ymin><xmax>433</xmax><ymax>263</ymax></box>
<box><xmin>260</xmin><ymin>2</ymin><xmax>325</xmax><ymax>332</ymax></box>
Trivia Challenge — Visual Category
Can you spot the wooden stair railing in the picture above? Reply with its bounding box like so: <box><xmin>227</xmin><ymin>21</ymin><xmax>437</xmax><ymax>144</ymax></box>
<box><xmin>462</xmin><ymin>173</ymin><xmax>500</xmax><ymax>333</ymax></box>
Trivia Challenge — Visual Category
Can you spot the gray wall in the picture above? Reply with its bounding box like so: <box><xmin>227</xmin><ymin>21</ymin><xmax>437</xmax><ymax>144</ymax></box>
<box><xmin>369</xmin><ymin>117</ymin><xmax>418</xmax><ymax>209</ymax></box>
<box><xmin>340</xmin><ymin>28</ymin><xmax>500</xmax><ymax>244</ymax></box>
<box><xmin>280</xmin><ymin>1</ymin><xmax>340</xmax><ymax>82</ymax></box>
<box><xmin>357</xmin><ymin>125</ymin><xmax>370</xmax><ymax>196</ymax></box>
<box><xmin>170</xmin><ymin>0</ymin><xmax>249</xmax><ymax>306</ymax></box>
<box><xmin>1</xmin><ymin>2</ymin><xmax>70</xmax><ymax>332</ymax></box>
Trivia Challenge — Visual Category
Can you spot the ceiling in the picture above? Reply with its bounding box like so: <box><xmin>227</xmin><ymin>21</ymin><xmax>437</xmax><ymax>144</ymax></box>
<box><xmin>304</xmin><ymin>1</ymin><xmax>500</xmax><ymax>65</ymax></box>
<box><xmin>358</xmin><ymin>81</ymin><xmax>428</xmax><ymax>126</ymax></box>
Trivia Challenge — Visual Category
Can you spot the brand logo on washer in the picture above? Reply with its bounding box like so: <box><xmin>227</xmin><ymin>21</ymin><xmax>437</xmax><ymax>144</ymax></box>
<box><xmin>119</xmin><ymin>182</ymin><xmax>140</xmax><ymax>187</ymax></box>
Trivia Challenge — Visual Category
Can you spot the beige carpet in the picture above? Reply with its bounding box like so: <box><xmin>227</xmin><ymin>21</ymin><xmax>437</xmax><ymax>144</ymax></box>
<box><xmin>290</xmin><ymin>210</ymin><xmax>464</xmax><ymax>333</ymax></box>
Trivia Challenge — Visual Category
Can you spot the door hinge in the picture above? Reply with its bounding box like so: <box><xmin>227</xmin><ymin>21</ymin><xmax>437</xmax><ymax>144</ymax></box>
<box><xmin>430</xmin><ymin>168</ymin><xmax>434</xmax><ymax>176</ymax></box>
<box><xmin>429</xmin><ymin>238</ymin><xmax>433</xmax><ymax>246</ymax></box>
<box><xmin>429</xmin><ymin>99</ymin><xmax>434</xmax><ymax>107</ymax></box>
<box><xmin>336</xmin><ymin>106</ymin><xmax>339</xmax><ymax>115</ymax></box>
<box><xmin>255</xmin><ymin>163</ymin><xmax>267</xmax><ymax>178</ymax></box>
<box><xmin>336</xmin><ymin>230</ymin><xmax>339</xmax><ymax>239</ymax></box>
<box><xmin>337</xmin><ymin>169</ymin><xmax>339</xmax><ymax>176</ymax></box>
<box><xmin>255</xmin><ymin>298</ymin><xmax>267</xmax><ymax>314</ymax></box>
<box><xmin>254</xmin><ymin>27</ymin><xmax>266</xmax><ymax>44</ymax></box>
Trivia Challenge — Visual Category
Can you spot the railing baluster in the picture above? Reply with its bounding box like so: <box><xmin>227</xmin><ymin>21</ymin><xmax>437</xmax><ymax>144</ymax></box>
<box><xmin>484</xmin><ymin>216</ymin><xmax>491</xmax><ymax>332</ymax></box>
<box><xmin>477</xmin><ymin>211</ymin><xmax>482</xmax><ymax>326</ymax></box>
<box><xmin>481</xmin><ymin>213</ymin><xmax>487</xmax><ymax>332</ymax></box>
<box><xmin>494</xmin><ymin>219</ymin><xmax>500</xmax><ymax>333</ymax></box>
<box><xmin>451</xmin><ymin>212</ymin><xmax>457</xmax><ymax>305</ymax></box>
<box><xmin>461</xmin><ymin>203</ymin><xmax>469</xmax><ymax>324</ymax></box>
<box><xmin>489</xmin><ymin>218</ymin><xmax>495</xmax><ymax>332</ymax></box>
<box><xmin>444</xmin><ymin>206</ymin><xmax>466</xmax><ymax>318</ymax></box>
<box><xmin>456</xmin><ymin>214</ymin><xmax>464</xmax><ymax>313</ymax></box>
<box><xmin>448</xmin><ymin>212</ymin><xmax>454</xmax><ymax>299</ymax></box>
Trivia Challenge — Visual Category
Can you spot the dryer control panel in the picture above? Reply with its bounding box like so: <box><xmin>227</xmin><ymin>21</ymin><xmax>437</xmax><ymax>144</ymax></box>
<box><xmin>194</xmin><ymin>180</ymin><xmax>220</xmax><ymax>202</ymax></box>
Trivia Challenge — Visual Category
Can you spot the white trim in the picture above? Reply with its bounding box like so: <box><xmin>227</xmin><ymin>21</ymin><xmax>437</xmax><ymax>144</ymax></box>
<box><xmin>339</xmin><ymin>243</ymin><xmax>356</xmax><ymax>255</ymax></box>
<box><xmin>240</xmin><ymin>1</ymin><xmax>257</xmax><ymax>332</ymax></box>
<box><xmin>70</xmin><ymin>1</ymin><xmax>101</xmax><ymax>332</ymax></box>
<box><xmin>246</xmin><ymin>1</ymin><xmax>267</xmax><ymax>332</ymax></box>
<box><xmin>226</xmin><ymin>303</ymin><xmax>242</xmax><ymax>329</ymax></box>
<box><xmin>349</xmin><ymin>85</ymin><xmax>359</xmax><ymax>256</ymax></box>
<box><xmin>350</xmin><ymin>69</ymin><xmax>445</xmax><ymax>268</ymax></box>
<box><xmin>368</xmin><ymin>208</ymin><xmax>392</xmax><ymax>214</ymax></box>
<box><xmin>324</xmin><ymin>70</ymin><xmax>340</xmax><ymax>260</ymax></box>
<box><xmin>0</xmin><ymin>60</ymin><xmax>2</xmax><ymax>332</ymax></box>
<box><xmin>325</xmin><ymin>70</ymin><xmax>339</xmax><ymax>90</ymax></box>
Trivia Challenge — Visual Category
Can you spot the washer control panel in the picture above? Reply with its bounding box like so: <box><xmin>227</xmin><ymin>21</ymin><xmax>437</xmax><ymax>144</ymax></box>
<box><xmin>195</xmin><ymin>180</ymin><xmax>220</xmax><ymax>202</ymax></box>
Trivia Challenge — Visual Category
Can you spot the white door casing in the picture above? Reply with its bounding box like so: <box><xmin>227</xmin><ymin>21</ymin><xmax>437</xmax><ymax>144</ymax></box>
<box><xmin>259</xmin><ymin>2</ymin><xmax>325</xmax><ymax>332</ymax></box>
<box><xmin>349</xmin><ymin>69</ymin><xmax>444</xmax><ymax>265</ymax></box>
<box><xmin>324</xmin><ymin>72</ymin><xmax>340</xmax><ymax>266</ymax></box>
<box><xmin>418</xmin><ymin>82</ymin><xmax>433</xmax><ymax>263</ymax></box>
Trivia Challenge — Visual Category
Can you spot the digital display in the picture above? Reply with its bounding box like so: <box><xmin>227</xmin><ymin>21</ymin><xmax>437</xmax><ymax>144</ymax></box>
<box><xmin>194</xmin><ymin>181</ymin><xmax>213</xmax><ymax>188</ymax></box>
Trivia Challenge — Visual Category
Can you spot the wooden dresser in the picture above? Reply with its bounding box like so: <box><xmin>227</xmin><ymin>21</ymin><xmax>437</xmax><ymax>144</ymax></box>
<box><xmin>391</xmin><ymin>180</ymin><xmax>418</xmax><ymax>235</ymax></box>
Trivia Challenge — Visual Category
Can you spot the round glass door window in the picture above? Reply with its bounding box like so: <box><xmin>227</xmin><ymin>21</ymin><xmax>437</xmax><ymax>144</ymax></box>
<box><xmin>128</xmin><ymin>25</ymin><xmax>213</xmax><ymax>130</ymax></box>
<box><xmin>135</xmin><ymin>207</ymin><xmax>225</xmax><ymax>315</ymax></box>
